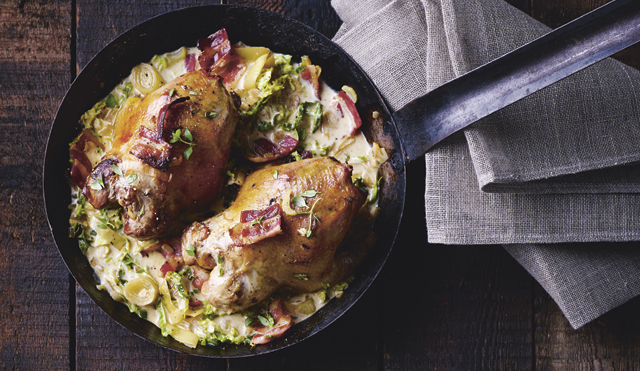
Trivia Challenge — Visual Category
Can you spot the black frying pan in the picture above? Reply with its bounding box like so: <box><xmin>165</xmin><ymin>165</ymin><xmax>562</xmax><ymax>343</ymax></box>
<box><xmin>44</xmin><ymin>5</ymin><xmax>405</xmax><ymax>357</ymax></box>
<box><xmin>43</xmin><ymin>2</ymin><xmax>640</xmax><ymax>357</ymax></box>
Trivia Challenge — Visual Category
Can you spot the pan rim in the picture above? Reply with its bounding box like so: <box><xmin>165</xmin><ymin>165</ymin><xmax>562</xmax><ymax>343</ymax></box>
<box><xmin>43</xmin><ymin>4</ymin><xmax>407</xmax><ymax>357</ymax></box>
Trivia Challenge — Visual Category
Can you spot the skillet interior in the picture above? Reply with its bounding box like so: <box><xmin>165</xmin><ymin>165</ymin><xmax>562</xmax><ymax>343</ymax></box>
<box><xmin>43</xmin><ymin>5</ymin><xmax>406</xmax><ymax>357</ymax></box>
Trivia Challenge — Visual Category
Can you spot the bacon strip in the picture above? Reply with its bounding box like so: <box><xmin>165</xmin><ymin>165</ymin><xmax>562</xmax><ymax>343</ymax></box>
<box><xmin>337</xmin><ymin>90</ymin><xmax>362</xmax><ymax>136</ymax></box>
<box><xmin>252</xmin><ymin>135</ymin><xmax>298</xmax><ymax>161</ymax></box>
<box><xmin>185</xmin><ymin>53</ymin><xmax>196</xmax><ymax>72</ymax></box>
<box><xmin>250</xmin><ymin>299</ymin><xmax>293</xmax><ymax>345</ymax></box>
<box><xmin>301</xmin><ymin>65</ymin><xmax>321</xmax><ymax>99</ymax></box>
<box><xmin>197</xmin><ymin>28</ymin><xmax>245</xmax><ymax>88</ymax></box>
<box><xmin>129</xmin><ymin>126</ymin><xmax>172</xmax><ymax>171</ymax></box>
<box><xmin>230</xmin><ymin>204</ymin><xmax>283</xmax><ymax>246</ymax></box>
<box><xmin>142</xmin><ymin>238</ymin><xmax>183</xmax><ymax>277</ymax></box>
<box><xmin>69</xmin><ymin>130</ymin><xmax>104</xmax><ymax>188</ymax></box>
<box><xmin>156</xmin><ymin>96</ymin><xmax>189</xmax><ymax>141</ymax></box>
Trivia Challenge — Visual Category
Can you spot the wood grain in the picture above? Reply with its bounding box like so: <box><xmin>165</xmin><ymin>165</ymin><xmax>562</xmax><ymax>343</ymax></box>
<box><xmin>13</xmin><ymin>0</ymin><xmax>640</xmax><ymax>369</ymax></box>
<box><xmin>0</xmin><ymin>0</ymin><xmax>72</xmax><ymax>370</ymax></box>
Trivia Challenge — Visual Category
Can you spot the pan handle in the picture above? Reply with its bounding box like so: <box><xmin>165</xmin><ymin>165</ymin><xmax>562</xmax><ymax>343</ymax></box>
<box><xmin>393</xmin><ymin>0</ymin><xmax>640</xmax><ymax>161</ymax></box>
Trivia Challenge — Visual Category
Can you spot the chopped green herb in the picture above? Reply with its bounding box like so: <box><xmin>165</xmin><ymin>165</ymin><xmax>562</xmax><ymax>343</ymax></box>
<box><xmin>257</xmin><ymin>315</ymin><xmax>270</xmax><ymax>327</ymax></box>
<box><xmin>291</xmin><ymin>151</ymin><xmax>303</xmax><ymax>161</ymax></box>
<box><xmin>88</xmin><ymin>170</ymin><xmax>105</xmax><ymax>190</ymax></box>
<box><xmin>291</xmin><ymin>196</ymin><xmax>306</xmax><ymax>208</ymax></box>
<box><xmin>189</xmin><ymin>90</ymin><xmax>198</xmax><ymax>95</ymax></box>
<box><xmin>294</xmin><ymin>274</ymin><xmax>309</xmax><ymax>280</ymax></box>
<box><xmin>216</xmin><ymin>255</ymin><xmax>224</xmax><ymax>265</ymax></box>
<box><xmin>218</xmin><ymin>267</ymin><xmax>224</xmax><ymax>277</ymax></box>
<box><xmin>169</xmin><ymin>88</ymin><xmax>176</xmax><ymax>97</ymax></box>
<box><xmin>170</xmin><ymin>128</ymin><xmax>196</xmax><ymax>160</ymax></box>
<box><xmin>126</xmin><ymin>173</ymin><xmax>138</xmax><ymax>183</ymax></box>
<box><xmin>112</xmin><ymin>163</ymin><xmax>123</xmax><ymax>176</ymax></box>
<box><xmin>137</xmin><ymin>204</ymin><xmax>145</xmax><ymax>218</ymax></box>
<box><xmin>245</xmin><ymin>317</ymin><xmax>255</xmax><ymax>327</ymax></box>
<box><xmin>293</xmin><ymin>64</ymin><xmax>307</xmax><ymax>74</ymax></box>
<box><xmin>183</xmin><ymin>128</ymin><xmax>193</xmax><ymax>142</ymax></box>
<box><xmin>258</xmin><ymin>120</ymin><xmax>274</xmax><ymax>132</ymax></box>
<box><xmin>300</xmin><ymin>190</ymin><xmax>318</xmax><ymax>198</ymax></box>
<box><xmin>184</xmin><ymin>146</ymin><xmax>193</xmax><ymax>160</ymax></box>
<box><xmin>186</xmin><ymin>244</ymin><xmax>196</xmax><ymax>257</ymax></box>
<box><xmin>205</xmin><ymin>111</ymin><xmax>218</xmax><ymax>119</ymax></box>
<box><xmin>272</xmin><ymin>170</ymin><xmax>278</xmax><ymax>179</ymax></box>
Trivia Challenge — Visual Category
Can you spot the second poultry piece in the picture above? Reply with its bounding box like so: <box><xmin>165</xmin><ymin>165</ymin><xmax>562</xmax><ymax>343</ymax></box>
<box><xmin>181</xmin><ymin>157</ymin><xmax>366</xmax><ymax>313</ymax></box>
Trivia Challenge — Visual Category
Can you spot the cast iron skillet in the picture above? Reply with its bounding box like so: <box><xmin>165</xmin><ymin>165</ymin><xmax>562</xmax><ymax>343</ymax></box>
<box><xmin>44</xmin><ymin>1</ymin><xmax>640</xmax><ymax>357</ymax></box>
<box><xmin>43</xmin><ymin>5</ymin><xmax>406</xmax><ymax>357</ymax></box>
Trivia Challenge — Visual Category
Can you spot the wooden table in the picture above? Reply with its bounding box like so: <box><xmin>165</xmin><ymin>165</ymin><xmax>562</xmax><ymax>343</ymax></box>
<box><xmin>3</xmin><ymin>0</ymin><xmax>640</xmax><ymax>369</ymax></box>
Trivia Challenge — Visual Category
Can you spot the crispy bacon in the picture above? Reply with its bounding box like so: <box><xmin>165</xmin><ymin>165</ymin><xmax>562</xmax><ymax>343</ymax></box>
<box><xmin>190</xmin><ymin>265</ymin><xmax>210</xmax><ymax>289</ymax></box>
<box><xmin>69</xmin><ymin>130</ymin><xmax>104</xmax><ymax>188</ymax></box>
<box><xmin>250</xmin><ymin>299</ymin><xmax>293</xmax><ymax>345</ymax></box>
<box><xmin>156</xmin><ymin>96</ymin><xmax>189</xmax><ymax>141</ymax></box>
<box><xmin>142</xmin><ymin>237</ymin><xmax>183</xmax><ymax>277</ymax></box>
<box><xmin>185</xmin><ymin>53</ymin><xmax>196</xmax><ymax>72</ymax></box>
<box><xmin>197</xmin><ymin>28</ymin><xmax>245</xmax><ymax>88</ymax></box>
<box><xmin>301</xmin><ymin>65</ymin><xmax>321</xmax><ymax>99</ymax></box>
<box><xmin>252</xmin><ymin>135</ymin><xmax>298</xmax><ymax>161</ymax></box>
<box><xmin>230</xmin><ymin>204</ymin><xmax>283</xmax><ymax>246</ymax></box>
<box><xmin>160</xmin><ymin>262</ymin><xmax>175</xmax><ymax>276</ymax></box>
<box><xmin>129</xmin><ymin>126</ymin><xmax>172</xmax><ymax>171</ymax></box>
<box><xmin>337</xmin><ymin>90</ymin><xmax>362</xmax><ymax>136</ymax></box>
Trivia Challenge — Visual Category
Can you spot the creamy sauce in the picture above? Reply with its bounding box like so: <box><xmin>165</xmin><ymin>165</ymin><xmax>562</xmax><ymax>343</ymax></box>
<box><xmin>70</xmin><ymin>38</ymin><xmax>386</xmax><ymax>348</ymax></box>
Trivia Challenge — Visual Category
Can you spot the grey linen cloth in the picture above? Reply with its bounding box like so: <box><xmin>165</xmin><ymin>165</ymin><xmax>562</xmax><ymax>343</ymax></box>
<box><xmin>331</xmin><ymin>0</ymin><xmax>640</xmax><ymax>328</ymax></box>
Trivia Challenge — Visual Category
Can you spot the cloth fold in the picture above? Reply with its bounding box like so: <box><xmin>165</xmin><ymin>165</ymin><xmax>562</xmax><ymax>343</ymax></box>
<box><xmin>331</xmin><ymin>0</ymin><xmax>640</xmax><ymax>328</ymax></box>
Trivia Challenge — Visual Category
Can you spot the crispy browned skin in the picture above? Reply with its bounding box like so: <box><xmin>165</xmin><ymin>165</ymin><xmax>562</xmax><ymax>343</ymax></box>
<box><xmin>181</xmin><ymin>157</ymin><xmax>365</xmax><ymax>313</ymax></box>
<box><xmin>83</xmin><ymin>70</ymin><xmax>237</xmax><ymax>239</ymax></box>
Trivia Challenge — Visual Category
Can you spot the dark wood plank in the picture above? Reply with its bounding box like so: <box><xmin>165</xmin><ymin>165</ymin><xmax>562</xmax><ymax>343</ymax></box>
<box><xmin>76</xmin><ymin>0</ymin><xmax>214</xmax><ymax>71</ymax></box>
<box><xmin>534</xmin><ymin>284</ymin><xmax>640</xmax><ymax>370</ymax></box>
<box><xmin>0</xmin><ymin>0</ymin><xmax>72</xmax><ymax>369</ymax></box>
<box><xmin>381</xmin><ymin>160</ymin><xmax>534</xmax><ymax>371</ymax></box>
<box><xmin>505</xmin><ymin>0</ymin><xmax>532</xmax><ymax>13</ymax></box>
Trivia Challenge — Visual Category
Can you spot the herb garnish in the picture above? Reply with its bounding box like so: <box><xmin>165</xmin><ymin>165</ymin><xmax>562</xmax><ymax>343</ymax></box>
<box><xmin>186</xmin><ymin>244</ymin><xmax>196</xmax><ymax>257</ymax></box>
<box><xmin>88</xmin><ymin>170</ymin><xmax>105</xmax><ymax>190</ymax></box>
<box><xmin>169</xmin><ymin>128</ymin><xmax>196</xmax><ymax>160</ymax></box>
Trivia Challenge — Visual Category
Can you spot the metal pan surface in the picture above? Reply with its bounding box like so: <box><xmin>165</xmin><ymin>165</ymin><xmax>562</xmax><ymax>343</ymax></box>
<box><xmin>43</xmin><ymin>5</ymin><xmax>406</xmax><ymax>357</ymax></box>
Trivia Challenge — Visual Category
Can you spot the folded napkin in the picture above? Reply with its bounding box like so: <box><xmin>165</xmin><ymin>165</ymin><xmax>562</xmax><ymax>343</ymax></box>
<box><xmin>331</xmin><ymin>0</ymin><xmax>640</xmax><ymax>328</ymax></box>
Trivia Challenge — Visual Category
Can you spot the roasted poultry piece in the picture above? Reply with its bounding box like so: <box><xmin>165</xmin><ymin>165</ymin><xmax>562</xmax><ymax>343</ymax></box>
<box><xmin>181</xmin><ymin>157</ymin><xmax>366</xmax><ymax>313</ymax></box>
<box><xmin>83</xmin><ymin>70</ymin><xmax>237</xmax><ymax>239</ymax></box>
